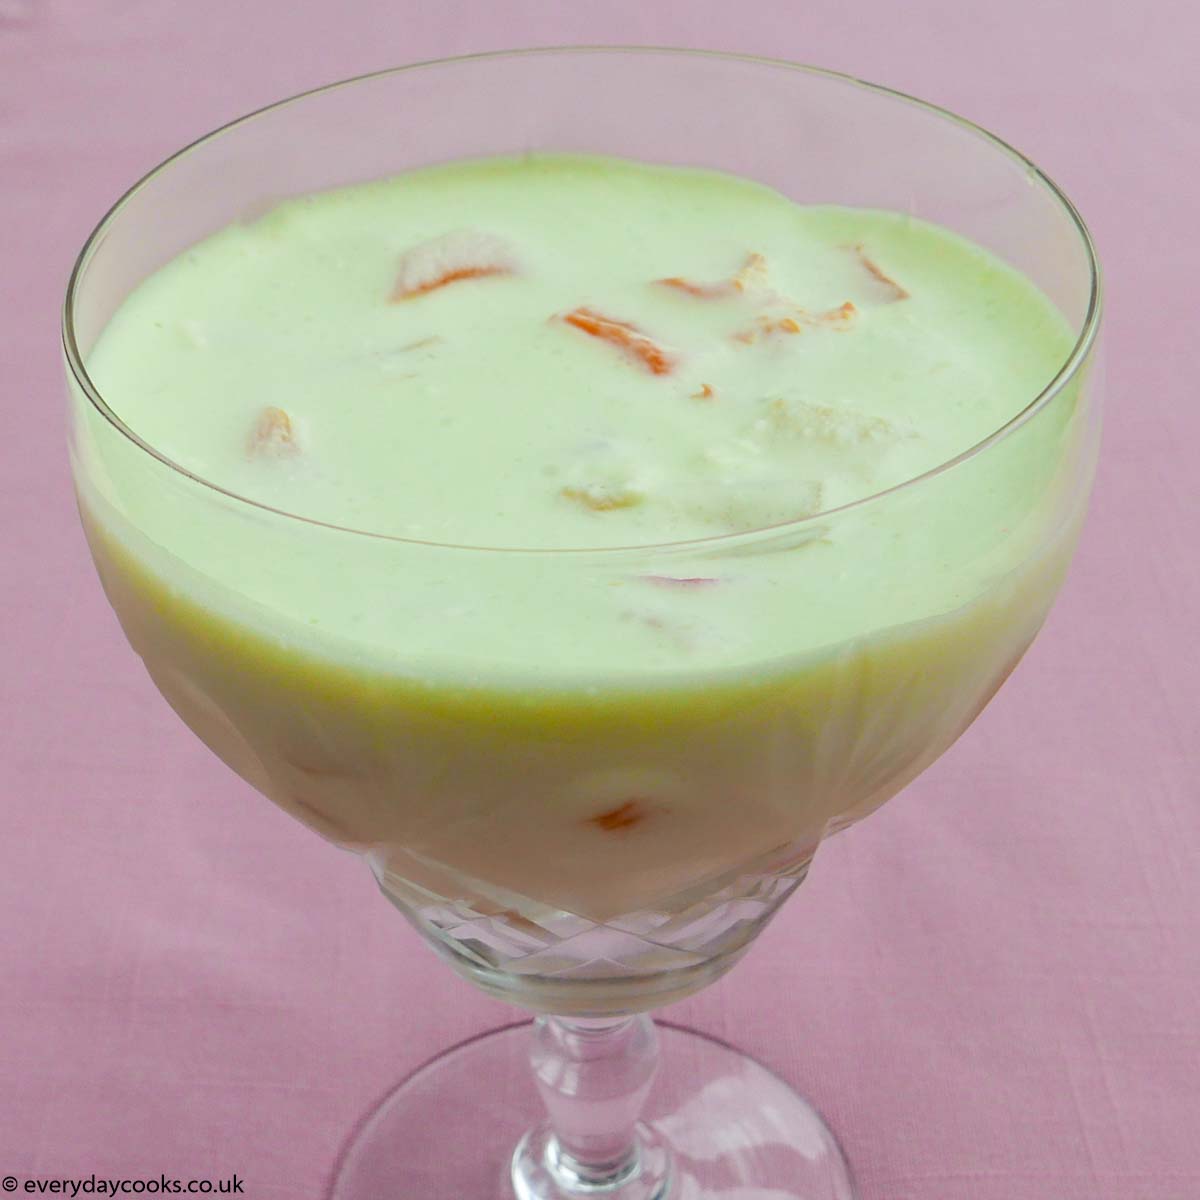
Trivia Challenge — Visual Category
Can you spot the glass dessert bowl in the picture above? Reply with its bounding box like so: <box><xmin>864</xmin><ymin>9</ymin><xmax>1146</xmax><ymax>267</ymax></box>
<box><xmin>63</xmin><ymin>48</ymin><xmax>1101</xmax><ymax>1200</ymax></box>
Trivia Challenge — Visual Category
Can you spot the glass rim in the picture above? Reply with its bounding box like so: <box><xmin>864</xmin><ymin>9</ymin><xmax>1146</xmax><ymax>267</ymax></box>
<box><xmin>62</xmin><ymin>44</ymin><xmax>1103</xmax><ymax>557</ymax></box>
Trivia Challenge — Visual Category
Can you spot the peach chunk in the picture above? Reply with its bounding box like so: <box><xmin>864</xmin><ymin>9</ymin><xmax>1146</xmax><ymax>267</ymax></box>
<box><xmin>655</xmin><ymin>252</ymin><xmax>769</xmax><ymax>300</ymax></box>
<box><xmin>847</xmin><ymin>243</ymin><xmax>910</xmax><ymax>301</ymax></box>
<box><xmin>246</xmin><ymin>406</ymin><xmax>301</xmax><ymax>458</ymax></box>
<box><xmin>561</xmin><ymin>484</ymin><xmax>644</xmax><ymax>512</ymax></box>
<box><xmin>732</xmin><ymin>301</ymin><xmax>857</xmax><ymax>344</ymax></box>
<box><xmin>389</xmin><ymin>230</ymin><xmax>518</xmax><ymax>301</ymax></box>
<box><xmin>560</xmin><ymin>307</ymin><xmax>677</xmax><ymax>375</ymax></box>
<box><xmin>586</xmin><ymin>800</ymin><xmax>648</xmax><ymax>832</ymax></box>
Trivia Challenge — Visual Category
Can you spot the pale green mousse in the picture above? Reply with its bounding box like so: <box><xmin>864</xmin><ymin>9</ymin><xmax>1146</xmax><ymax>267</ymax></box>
<box><xmin>73</xmin><ymin>153</ymin><xmax>1087</xmax><ymax>936</ymax></box>
<box><xmin>82</xmin><ymin>153</ymin><xmax>1076</xmax><ymax>683</ymax></box>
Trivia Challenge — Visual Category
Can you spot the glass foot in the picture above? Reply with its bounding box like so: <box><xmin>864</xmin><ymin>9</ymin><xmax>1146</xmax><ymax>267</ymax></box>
<box><xmin>328</xmin><ymin>1021</ymin><xmax>857</xmax><ymax>1199</ymax></box>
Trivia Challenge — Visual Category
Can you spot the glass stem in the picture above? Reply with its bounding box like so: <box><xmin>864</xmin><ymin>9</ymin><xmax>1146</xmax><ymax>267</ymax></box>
<box><xmin>526</xmin><ymin>1014</ymin><xmax>668</xmax><ymax>1195</ymax></box>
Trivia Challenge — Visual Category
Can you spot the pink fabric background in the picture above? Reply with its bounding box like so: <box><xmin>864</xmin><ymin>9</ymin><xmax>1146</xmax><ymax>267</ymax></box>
<box><xmin>3</xmin><ymin>3</ymin><xmax>1196</xmax><ymax>1197</ymax></box>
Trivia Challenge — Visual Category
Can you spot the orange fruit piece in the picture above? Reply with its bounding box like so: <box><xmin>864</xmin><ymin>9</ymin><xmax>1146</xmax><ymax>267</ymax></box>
<box><xmin>389</xmin><ymin>230</ymin><xmax>518</xmax><ymax>302</ymax></box>
<box><xmin>732</xmin><ymin>301</ymin><xmax>857</xmax><ymax>344</ymax></box>
<box><xmin>561</xmin><ymin>485</ymin><xmax>643</xmax><ymax>512</ymax></box>
<box><xmin>247</xmin><ymin>406</ymin><xmax>301</xmax><ymax>458</ymax></box>
<box><xmin>655</xmin><ymin>252</ymin><xmax>768</xmax><ymax>300</ymax></box>
<box><xmin>848</xmin><ymin>244</ymin><xmax>910</xmax><ymax>301</ymax></box>
<box><xmin>586</xmin><ymin>800</ymin><xmax>648</xmax><ymax>832</ymax></box>
<box><xmin>561</xmin><ymin>306</ymin><xmax>677</xmax><ymax>375</ymax></box>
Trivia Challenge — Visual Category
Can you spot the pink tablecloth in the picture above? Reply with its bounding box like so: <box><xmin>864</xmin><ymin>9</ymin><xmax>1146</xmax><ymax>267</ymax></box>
<box><xmin>3</xmin><ymin>4</ymin><xmax>1197</xmax><ymax>1198</ymax></box>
